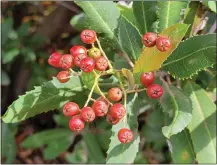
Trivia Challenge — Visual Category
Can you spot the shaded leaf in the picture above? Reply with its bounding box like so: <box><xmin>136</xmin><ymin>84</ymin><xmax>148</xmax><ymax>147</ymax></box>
<box><xmin>133</xmin><ymin>1</ymin><xmax>158</xmax><ymax>34</ymax></box>
<box><xmin>133</xmin><ymin>24</ymin><xmax>189</xmax><ymax>81</ymax></box>
<box><xmin>163</xmin><ymin>34</ymin><xmax>216</xmax><ymax>79</ymax></box>
<box><xmin>82</xmin><ymin>130</ymin><xmax>105</xmax><ymax>163</ymax></box>
<box><xmin>2</xmin><ymin>48</ymin><xmax>20</xmax><ymax>64</ymax></box>
<box><xmin>168</xmin><ymin>129</ymin><xmax>195</xmax><ymax>163</ymax></box>
<box><xmin>106</xmin><ymin>93</ymin><xmax>140</xmax><ymax>163</ymax></box>
<box><xmin>118</xmin><ymin>16</ymin><xmax>142</xmax><ymax>62</ymax></box>
<box><xmin>184</xmin><ymin>82</ymin><xmax>216</xmax><ymax>163</ymax></box>
<box><xmin>1</xmin><ymin>123</ymin><xmax>17</xmax><ymax>163</ymax></box>
<box><xmin>157</xmin><ymin>1</ymin><xmax>189</xmax><ymax>32</ymax></box>
<box><xmin>160</xmin><ymin>83</ymin><xmax>192</xmax><ymax>138</ymax></box>
<box><xmin>2</xmin><ymin>18</ymin><xmax>13</xmax><ymax>45</ymax></box>
<box><xmin>2</xmin><ymin>76</ymin><xmax>86</xmax><ymax>123</ymax></box>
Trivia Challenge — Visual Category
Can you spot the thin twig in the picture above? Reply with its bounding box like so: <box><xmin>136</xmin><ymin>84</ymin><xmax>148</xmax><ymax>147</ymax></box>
<box><xmin>119</xmin><ymin>52</ymin><xmax>135</xmax><ymax>68</ymax></box>
<box><xmin>69</xmin><ymin>68</ymin><xmax>81</xmax><ymax>76</ymax></box>
<box><xmin>96</xmin><ymin>37</ymin><xmax>113</xmax><ymax>69</ymax></box>
<box><xmin>126</xmin><ymin>88</ymin><xmax>147</xmax><ymax>94</ymax></box>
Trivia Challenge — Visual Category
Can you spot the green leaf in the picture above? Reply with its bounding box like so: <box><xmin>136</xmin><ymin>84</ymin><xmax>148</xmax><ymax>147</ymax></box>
<box><xmin>118</xmin><ymin>16</ymin><xmax>143</xmax><ymax>61</ymax></box>
<box><xmin>75</xmin><ymin>1</ymin><xmax>120</xmax><ymax>48</ymax></box>
<box><xmin>183</xmin><ymin>2</ymin><xmax>200</xmax><ymax>37</ymax></box>
<box><xmin>2</xmin><ymin>76</ymin><xmax>86</xmax><ymax>123</ymax></box>
<box><xmin>81</xmin><ymin>71</ymin><xmax>101</xmax><ymax>95</ymax></box>
<box><xmin>22</xmin><ymin>128</ymin><xmax>73</xmax><ymax>160</ymax></box>
<box><xmin>133</xmin><ymin>23</ymin><xmax>189</xmax><ymax>81</ymax></box>
<box><xmin>117</xmin><ymin>4</ymin><xmax>137</xmax><ymax>27</ymax></box>
<box><xmin>17</xmin><ymin>23</ymin><xmax>30</xmax><ymax>38</ymax></box>
<box><xmin>202</xmin><ymin>1</ymin><xmax>216</xmax><ymax>13</ymax></box>
<box><xmin>133</xmin><ymin>1</ymin><xmax>158</xmax><ymax>34</ymax></box>
<box><xmin>160</xmin><ymin>83</ymin><xmax>192</xmax><ymax>139</ymax></box>
<box><xmin>184</xmin><ymin>82</ymin><xmax>216</xmax><ymax>163</ymax></box>
<box><xmin>82</xmin><ymin>130</ymin><xmax>105</xmax><ymax>163</ymax></box>
<box><xmin>1</xmin><ymin>70</ymin><xmax>11</xmax><ymax>86</ymax></box>
<box><xmin>22</xmin><ymin>128</ymin><xmax>73</xmax><ymax>148</ymax></box>
<box><xmin>70</xmin><ymin>13</ymin><xmax>87</xmax><ymax>31</ymax></box>
<box><xmin>143</xmin><ymin>105</ymin><xmax>166</xmax><ymax>150</ymax></box>
<box><xmin>113</xmin><ymin>54</ymin><xmax>131</xmax><ymax>70</ymax></box>
<box><xmin>2</xmin><ymin>48</ymin><xmax>20</xmax><ymax>64</ymax></box>
<box><xmin>157</xmin><ymin>1</ymin><xmax>189</xmax><ymax>32</ymax></box>
<box><xmin>163</xmin><ymin>34</ymin><xmax>216</xmax><ymax>79</ymax></box>
<box><xmin>1</xmin><ymin>123</ymin><xmax>17</xmax><ymax>163</ymax></box>
<box><xmin>168</xmin><ymin>129</ymin><xmax>195</xmax><ymax>163</ymax></box>
<box><xmin>53</xmin><ymin>113</ymin><xmax>70</xmax><ymax>128</ymax></box>
<box><xmin>106</xmin><ymin>93</ymin><xmax>140</xmax><ymax>163</ymax></box>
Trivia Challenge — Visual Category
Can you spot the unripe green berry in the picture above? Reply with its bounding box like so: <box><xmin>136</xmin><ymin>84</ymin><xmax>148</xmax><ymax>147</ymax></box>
<box><xmin>88</xmin><ymin>47</ymin><xmax>101</xmax><ymax>59</ymax></box>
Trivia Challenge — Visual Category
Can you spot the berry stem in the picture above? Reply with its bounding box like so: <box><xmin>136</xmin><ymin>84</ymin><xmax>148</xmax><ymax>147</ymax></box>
<box><xmin>69</xmin><ymin>68</ymin><xmax>81</xmax><ymax>76</ymax></box>
<box><xmin>84</xmin><ymin>73</ymin><xmax>100</xmax><ymax>107</ymax></box>
<box><xmin>119</xmin><ymin>52</ymin><xmax>135</xmax><ymax>68</ymax></box>
<box><xmin>96</xmin><ymin>37</ymin><xmax>113</xmax><ymax>69</ymax></box>
<box><xmin>126</xmin><ymin>88</ymin><xmax>147</xmax><ymax>94</ymax></box>
<box><xmin>90</xmin><ymin>98</ymin><xmax>96</xmax><ymax>102</ymax></box>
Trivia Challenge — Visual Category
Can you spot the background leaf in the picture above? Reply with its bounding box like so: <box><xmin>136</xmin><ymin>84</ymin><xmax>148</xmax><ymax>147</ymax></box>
<box><xmin>1</xmin><ymin>70</ymin><xmax>11</xmax><ymax>86</ymax></box>
<box><xmin>22</xmin><ymin>128</ymin><xmax>73</xmax><ymax>160</ymax></box>
<box><xmin>168</xmin><ymin>128</ymin><xmax>195</xmax><ymax>163</ymax></box>
<box><xmin>202</xmin><ymin>1</ymin><xmax>216</xmax><ymax>13</ymax></box>
<box><xmin>184</xmin><ymin>82</ymin><xmax>216</xmax><ymax>163</ymax></box>
<box><xmin>133</xmin><ymin>23</ymin><xmax>189</xmax><ymax>82</ymax></box>
<box><xmin>157</xmin><ymin>1</ymin><xmax>189</xmax><ymax>32</ymax></box>
<box><xmin>1</xmin><ymin>123</ymin><xmax>17</xmax><ymax>163</ymax></box>
<box><xmin>118</xmin><ymin>16</ymin><xmax>142</xmax><ymax>62</ymax></box>
<box><xmin>2</xmin><ymin>76</ymin><xmax>86</xmax><ymax>123</ymax></box>
<box><xmin>160</xmin><ymin>83</ymin><xmax>192</xmax><ymax>138</ymax></box>
<box><xmin>133</xmin><ymin>1</ymin><xmax>158</xmax><ymax>34</ymax></box>
<box><xmin>106</xmin><ymin>93</ymin><xmax>140</xmax><ymax>163</ymax></box>
<box><xmin>162</xmin><ymin>34</ymin><xmax>216</xmax><ymax>79</ymax></box>
<box><xmin>82</xmin><ymin>130</ymin><xmax>105</xmax><ymax>163</ymax></box>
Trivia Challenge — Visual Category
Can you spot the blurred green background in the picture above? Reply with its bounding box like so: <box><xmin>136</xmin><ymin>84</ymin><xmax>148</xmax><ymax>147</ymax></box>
<box><xmin>1</xmin><ymin>1</ymin><xmax>216</xmax><ymax>164</ymax></box>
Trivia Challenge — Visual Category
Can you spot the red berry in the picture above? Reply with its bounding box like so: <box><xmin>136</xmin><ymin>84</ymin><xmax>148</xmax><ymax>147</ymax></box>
<box><xmin>80</xmin><ymin>107</ymin><xmax>95</xmax><ymax>122</ymax></box>
<box><xmin>48</xmin><ymin>52</ymin><xmax>62</xmax><ymax>67</ymax></box>
<box><xmin>80</xmin><ymin>29</ymin><xmax>97</xmax><ymax>44</ymax></box>
<box><xmin>96</xmin><ymin>96</ymin><xmax>109</xmax><ymax>106</ymax></box>
<box><xmin>156</xmin><ymin>36</ymin><xmax>171</xmax><ymax>52</ymax></box>
<box><xmin>108</xmin><ymin>88</ymin><xmax>122</xmax><ymax>102</ymax></box>
<box><xmin>147</xmin><ymin>84</ymin><xmax>163</xmax><ymax>99</ymax></box>
<box><xmin>118</xmin><ymin>128</ymin><xmax>134</xmax><ymax>144</ymax></box>
<box><xmin>69</xmin><ymin>115</ymin><xmax>85</xmax><ymax>132</ymax></box>
<box><xmin>142</xmin><ymin>32</ymin><xmax>157</xmax><ymax>47</ymax></box>
<box><xmin>56</xmin><ymin>71</ymin><xmax>70</xmax><ymax>83</ymax></box>
<box><xmin>70</xmin><ymin>45</ymin><xmax>87</xmax><ymax>57</ymax></box>
<box><xmin>95</xmin><ymin>56</ymin><xmax>108</xmax><ymax>71</ymax></box>
<box><xmin>92</xmin><ymin>100</ymin><xmax>109</xmax><ymax>117</ymax></box>
<box><xmin>109</xmin><ymin>103</ymin><xmax>126</xmax><ymax>120</ymax></box>
<box><xmin>74</xmin><ymin>53</ymin><xmax>87</xmax><ymax>67</ymax></box>
<box><xmin>80</xmin><ymin>57</ymin><xmax>95</xmax><ymax>72</ymax></box>
<box><xmin>63</xmin><ymin>102</ymin><xmax>80</xmax><ymax>117</ymax></box>
<box><xmin>59</xmin><ymin>54</ymin><xmax>74</xmax><ymax>69</ymax></box>
<box><xmin>140</xmin><ymin>72</ymin><xmax>155</xmax><ymax>87</ymax></box>
<box><xmin>88</xmin><ymin>47</ymin><xmax>101</xmax><ymax>59</ymax></box>
<box><xmin>106</xmin><ymin>113</ymin><xmax>120</xmax><ymax>125</ymax></box>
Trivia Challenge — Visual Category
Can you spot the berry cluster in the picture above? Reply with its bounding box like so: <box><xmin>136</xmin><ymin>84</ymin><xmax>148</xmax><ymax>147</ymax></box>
<box><xmin>142</xmin><ymin>32</ymin><xmax>171</xmax><ymax>52</ymax></box>
<box><xmin>48</xmin><ymin>30</ymin><xmax>169</xmax><ymax>144</ymax></box>
<box><xmin>48</xmin><ymin>29</ymin><xmax>108</xmax><ymax>83</ymax></box>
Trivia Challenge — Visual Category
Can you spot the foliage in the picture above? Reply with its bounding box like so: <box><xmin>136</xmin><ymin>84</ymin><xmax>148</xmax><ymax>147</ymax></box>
<box><xmin>2</xmin><ymin>1</ymin><xmax>216</xmax><ymax>164</ymax></box>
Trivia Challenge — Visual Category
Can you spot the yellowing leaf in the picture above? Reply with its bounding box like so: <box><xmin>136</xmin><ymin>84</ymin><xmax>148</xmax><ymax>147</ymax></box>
<box><xmin>122</xmin><ymin>68</ymin><xmax>135</xmax><ymax>89</ymax></box>
<box><xmin>133</xmin><ymin>23</ymin><xmax>189</xmax><ymax>80</ymax></box>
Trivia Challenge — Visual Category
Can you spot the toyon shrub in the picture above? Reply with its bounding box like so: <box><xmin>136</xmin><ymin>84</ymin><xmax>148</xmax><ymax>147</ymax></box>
<box><xmin>2</xmin><ymin>1</ymin><xmax>216</xmax><ymax>164</ymax></box>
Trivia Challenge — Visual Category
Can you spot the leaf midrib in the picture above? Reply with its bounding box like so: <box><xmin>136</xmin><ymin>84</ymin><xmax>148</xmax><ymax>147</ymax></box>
<box><xmin>188</xmin><ymin>83</ymin><xmax>216</xmax><ymax>152</ymax></box>
<box><xmin>162</xmin><ymin>46</ymin><xmax>215</xmax><ymax>67</ymax></box>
